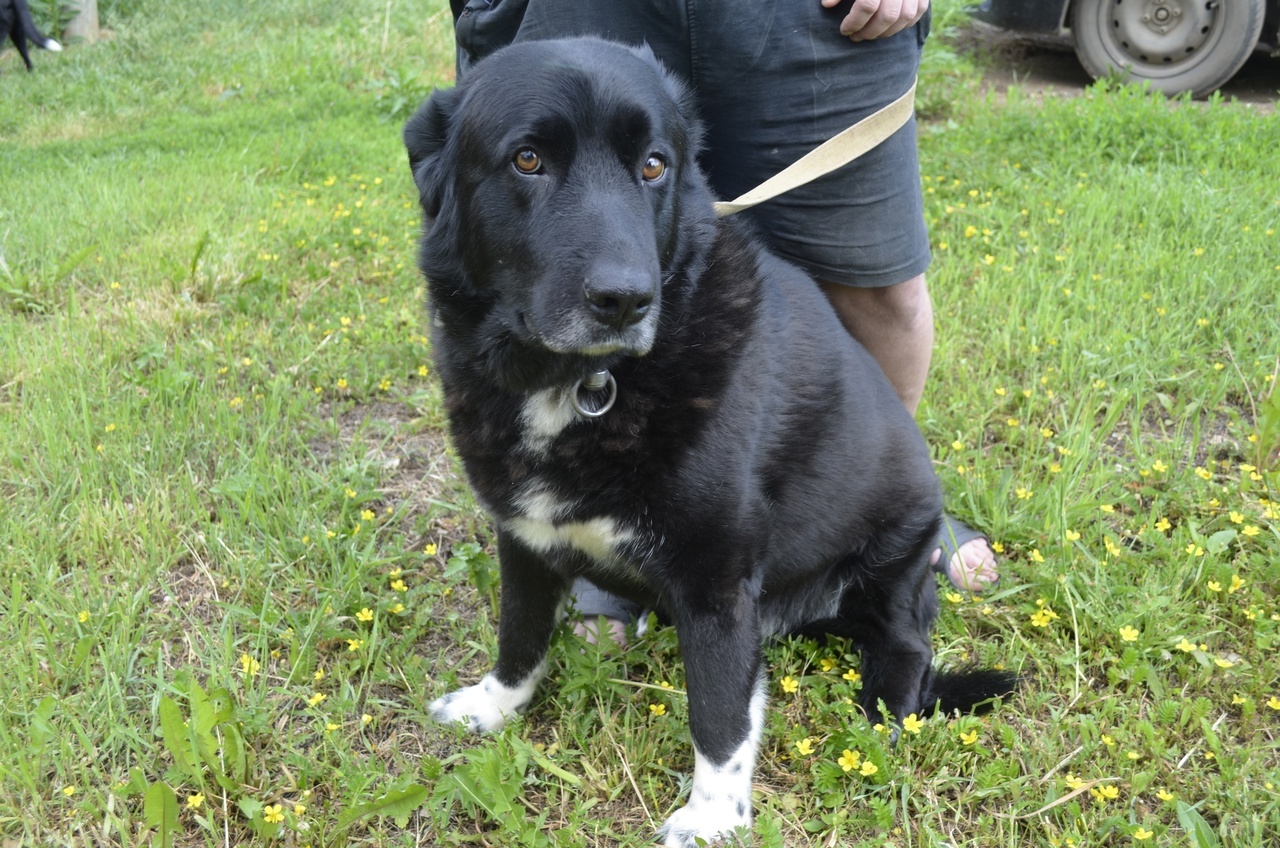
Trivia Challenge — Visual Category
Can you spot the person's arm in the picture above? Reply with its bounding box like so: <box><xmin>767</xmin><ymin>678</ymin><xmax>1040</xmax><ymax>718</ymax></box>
<box><xmin>822</xmin><ymin>0</ymin><xmax>929</xmax><ymax>41</ymax></box>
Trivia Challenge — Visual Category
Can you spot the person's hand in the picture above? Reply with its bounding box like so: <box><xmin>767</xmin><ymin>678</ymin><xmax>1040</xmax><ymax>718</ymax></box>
<box><xmin>822</xmin><ymin>0</ymin><xmax>929</xmax><ymax>42</ymax></box>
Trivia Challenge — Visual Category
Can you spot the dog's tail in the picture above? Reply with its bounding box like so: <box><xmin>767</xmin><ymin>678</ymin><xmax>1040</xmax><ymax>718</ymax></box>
<box><xmin>924</xmin><ymin>667</ymin><xmax>1021</xmax><ymax>715</ymax></box>
<box><xmin>18</xmin><ymin>0</ymin><xmax>64</xmax><ymax>54</ymax></box>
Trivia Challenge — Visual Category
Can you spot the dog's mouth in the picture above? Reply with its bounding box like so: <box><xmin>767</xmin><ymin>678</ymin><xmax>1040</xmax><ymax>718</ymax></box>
<box><xmin>516</xmin><ymin>310</ymin><xmax>656</xmax><ymax>358</ymax></box>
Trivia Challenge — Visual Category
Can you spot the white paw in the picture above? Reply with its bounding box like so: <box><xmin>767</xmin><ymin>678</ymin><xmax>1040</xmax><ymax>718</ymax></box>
<box><xmin>45</xmin><ymin>39</ymin><xmax>63</xmax><ymax>51</ymax></box>
<box><xmin>657</xmin><ymin>796</ymin><xmax>751</xmax><ymax>848</ymax></box>
<box><xmin>429</xmin><ymin>667</ymin><xmax>543</xmax><ymax>733</ymax></box>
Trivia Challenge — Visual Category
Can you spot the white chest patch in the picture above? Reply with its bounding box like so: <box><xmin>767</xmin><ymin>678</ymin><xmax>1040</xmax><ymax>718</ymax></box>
<box><xmin>507</xmin><ymin>487</ymin><xmax>635</xmax><ymax>562</ymax></box>
<box><xmin>519</xmin><ymin>388</ymin><xmax>576</xmax><ymax>454</ymax></box>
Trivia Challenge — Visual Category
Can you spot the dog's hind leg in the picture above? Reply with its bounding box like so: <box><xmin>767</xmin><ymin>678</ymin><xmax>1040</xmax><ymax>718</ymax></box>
<box><xmin>843</xmin><ymin>557</ymin><xmax>941</xmax><ymax>729</ymax></box>
<box><xmin>430</xmin><ymin>531</ymin><xmax>569</xmax><ymax>732</ymax></box>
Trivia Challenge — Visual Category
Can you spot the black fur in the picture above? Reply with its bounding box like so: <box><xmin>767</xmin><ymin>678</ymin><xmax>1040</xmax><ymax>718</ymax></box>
<box><xmin>1</xmin><ymin>0</ymin><xmax>60</xmax><ymax>72</ymax></box>
<box><xmin>406</xmin><ymin>37</ymin><xmax>1016</xmax><ymax>842</ymax></box>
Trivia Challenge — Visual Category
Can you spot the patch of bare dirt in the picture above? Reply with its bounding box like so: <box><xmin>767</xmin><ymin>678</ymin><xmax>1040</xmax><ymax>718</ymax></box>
<box><xmin>959</xmin><ymin>23</ymin><xmax>1278</xmax><ymax>113</ymax></box>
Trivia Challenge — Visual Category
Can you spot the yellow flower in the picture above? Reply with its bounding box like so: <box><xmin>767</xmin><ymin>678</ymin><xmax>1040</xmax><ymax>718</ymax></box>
<box><xmin>307</xmin><ymin>692</ymin><xmax>326</xmax><ymax>707</ymax></box>
<box><xmin>818</xmin><ymin>657</ymin><xmax>837</xmax><ymax>672</ymax></box>
<box><xmin>1229</xmin><ymin>511</ymin><xmax>1244</xmax><ymax>524</ymax></box>
<box><xmin>951</xmin><ymin>440</ymin><xmax>965</xmax><ymax>451</ymax></box>
<box><xmin>361</xmin><ymin>509</ymin><xmax>375</xmax><ymax>522</ymax></box>
<box><xmin>361</xmin><ymin>713</ymin><xmax>373</xmax><ymax>725</ymax></box>
<box><xmin>902</xmin><ymin>714</ymin><xmax>924</xmax><ymax>734</ymax></box>
<box><xmin>1099</xmin><ymin>504</ymin><xmax>1115</xmax><ymax>513</ymax></box>
<box><xmin>842</xmin><ymin>669</ymin><xmax>861</xmax><ymax>683</ymax></box>
<box><xmin>1154</xmin><ymin>517</ymin><xmax>1171</xmax><ymax>532</ymax></box>
<box><xmin>263</xmin><ymin>803</ymin><xmax>285</xmax><ymax>824</ymax></box>
<box><xmin>959</xmin><ymin>729</ymin><xmax>979</xmax><ymax>745</ymax></box>
<box><xmin>838</xmin><ymin>749</ymin><xmax>861</xmax><ymax>772</ymax></box>
<box><xmin>325</xmin><ymin>722</ymin><xmax>340</xmax><ymax>733</ymax></box>
<box><xmin>1090</xmin><ymin>784</ymin><xmax>1120</xmax><ymax>802</ymax></box>
<box><xmin>649</xmin><ymin>703</ymin><xmax>667</xmax><ymax>717</ymax></box>
<box><xmin>1176</xmin><ymin>638</ymin><xmax>1197</xmax><ymax>653</ymax></box>
<box><xmin>1152</xmin><ymin>460</ymin><xmax>1168</xmax><ymax>473</ymax></box>
<box><xmin>240</xmin><ymin>653</ymin><xmax>261</xmax><ymax>677</ymax></box>
<box><xmin>859</xmin><ymin>761</ymin><xmax>878</xmax><ymax>776</ymax></box>
<box><xmin>780</xmin><ymin>675</ymin><xmax>799</xmax><ymax>694</ymax></box>
<box><xmin>389</xmin><ymin>603</ymin><xmax>405</xmax><ymax>614</ymax></box>
<box><xmin>77</xmin><ymin>610</ymin><xmax>90</xmax><ymax>623</ymax></box>
<box><xmin>1133</xmin><ymin>827</ymin><xmax>1153</xmax><ymax>841</ymax></box>
<box><xmin>1065</xmin><ymin>530</ymin><xmax>1081</xmax><ymax>542</ymax></box>
<box><xmin>347</xmin><ymin>638</ymin><xmax>363</xmax><ymax>652</ymax></box>
<box><xmin>1101</xmin><ymin>734</ymin><xmax>1116</xmax><ymax>747</ymax></box>
<box><xmin>356</xmin><ymin>608</ymin><xmax>374</xmax><ymax>622</ymax></box>
<box><xmin>1265</xmin><ymin>696</ymin><xmax>1280</xmax><ymax>711</ymax></box>
<box><xmin>794</xmin><ymin>737</ymin><xmax>815</xmax><ymax>756</ymax></box>
<box><xmin>1016</xmin><ymin>487</ymin><xmax>1033</xmax><ymax>500</ymax></box>
<box><xmin>1207</xmin><ymin>580</ymin><xmax>1222</xmax><ymax>592</ymax></box>
<box><xmin>1241</xmin><ymin>525</ymin><xmax>1260</xmax><ymax>538</ymax></box>
<box><xmin>390</xmin><ymin>579</ymin><xmax>407</xmax><ymax>593</ymax></box>
<box><xmin>1194</xmin><ymin>466</ymin><xmax>1212</xmax><ymax>480</ymax></box>
<box><xmin>945</xmin><ymin>591</ymin><xmax>963</xmax><ymax>604</ymax></box>
<box><xmin>1119</xmin><ymin>626</ymin><xmax>1139</xmax><ymax>642</ymax></box>
<box><xmin>1030</xmin><ymin>608</ymin><xmax>1057</xmax><ymax>627</ymax></box>
<box><xmin>187</xmin><ymin>792</ymin><xmax>204</xmax><ymax>809</ymax></box>
<box><xmin>62</xmin><ymin>786</ymin><xmax>76</xmax><ymax>797</ymax></box>
<box><xmin>1065</xmin><ymin>773</ymin><xmax>1085</xmax><ymax>790</ymax></box>
<box><xmin>1029</xmin><ymin>548</ymin><xmax>1045</xmax><ymax>564</ymax></box>
<box><xmin>1185</xmin><ymin>543</ymin><xmax>1205</xmax><ymax>557</ymax></box>
<box><xmin>1156</xmin><ymin>789</ymin><xmax>1175</xmax><ymax>802</ymax></box>
<box><xmin>424</xmin><ymin>543</ymin><xmax>439</xmax><ymax>556</ymax></box>
<box><xmin>293</xmin><ymin>803</ymin><xmax>307</xmax><ymax>816</ymax></box>
<box><xmin>313</xmin><ymin>667</ymin><xmax>325</xmax><ymax>681</ymax></box>
<box><xmin>1214</xmin><ymin>657</ymin><xmax>1235</xmax><ymax>669</ymax></box>
<box><xmin>1228</xmin><ymin>575</ymin><xmax>1245</xmax><ymax>593</ymax></box>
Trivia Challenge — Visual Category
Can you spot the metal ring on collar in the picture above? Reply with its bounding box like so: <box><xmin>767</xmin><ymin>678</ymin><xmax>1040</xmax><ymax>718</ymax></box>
<box><xmin>569</xmin><ymin>370</ymin><xmax>617</xmax><ymax>419</ymax></box>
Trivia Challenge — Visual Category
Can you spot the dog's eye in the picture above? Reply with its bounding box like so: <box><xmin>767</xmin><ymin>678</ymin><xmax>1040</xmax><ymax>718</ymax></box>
<box><xmin>513</xmin><ymin>148</ymin><xmax>542</xmax><ymax>174</ymax></box>
<box><xmin>641</xmin><ymin>155</ymin><xmax>666</xmax><ymax>182</ymax></box>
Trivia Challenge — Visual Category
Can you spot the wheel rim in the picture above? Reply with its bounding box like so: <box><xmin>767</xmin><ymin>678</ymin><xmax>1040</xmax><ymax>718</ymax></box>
<box><xmin>1104</xmin><ymin>0</ymin><xmax>1220</xmax><ymax>75</ymax></box>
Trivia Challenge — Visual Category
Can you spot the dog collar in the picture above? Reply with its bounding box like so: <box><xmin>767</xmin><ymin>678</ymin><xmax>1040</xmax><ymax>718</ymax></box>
<box><xmin>569</xmin><ymin>370</ymin><xmax>617</xmax><ymax>419</ymax></box>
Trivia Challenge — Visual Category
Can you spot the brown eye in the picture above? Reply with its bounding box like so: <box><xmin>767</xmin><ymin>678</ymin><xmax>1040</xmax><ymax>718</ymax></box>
<box><xmin>513</xmin><ymin>148</ymin><xmax>542</xmax><ymax>174</ymax></box>
<box><xmin>642</xmin><ymin>155</ymin><xmax>666</xmax><ymax>182</ymax></box>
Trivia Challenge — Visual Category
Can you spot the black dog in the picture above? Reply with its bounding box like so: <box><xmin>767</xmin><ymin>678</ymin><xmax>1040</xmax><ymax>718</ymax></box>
<box><xmin>405</xmin><ymin>37</ymin><xmax>1015</xmax><ymax>847</ymax></box>
<box><xmin>1</xmin><ymin>0</ymin><xmax>61</xmax><ymax>72</ymax></box>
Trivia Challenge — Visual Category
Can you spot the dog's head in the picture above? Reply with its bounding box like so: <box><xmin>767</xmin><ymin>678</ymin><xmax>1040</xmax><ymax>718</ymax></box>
<box><xmin>405</xmin><ymin>37</ymin><xmax>717</xmax><ymax>391</ymax></box>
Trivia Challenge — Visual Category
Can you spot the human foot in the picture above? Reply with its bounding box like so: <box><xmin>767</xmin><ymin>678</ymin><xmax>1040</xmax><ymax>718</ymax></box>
<box><xmin>572</xmin><ymin>615</ymin><xmax>629</xmax><ymax>648</ymax></box>
<box><xmin>931</xmin><ymin>514</ymin><xmax>1000</xmax><ymax>592</ymax></box>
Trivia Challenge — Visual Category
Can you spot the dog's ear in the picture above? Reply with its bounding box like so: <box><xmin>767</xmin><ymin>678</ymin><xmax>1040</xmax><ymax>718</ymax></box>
<box><xmin>404</xmin><ymin>86</ymin><xmax>463</xmax><ymax>220</ymax></box>
<box><xmin>626</xmin><ymin>43</ymin><xmax>705</xmax><ymax>158</ymax></box>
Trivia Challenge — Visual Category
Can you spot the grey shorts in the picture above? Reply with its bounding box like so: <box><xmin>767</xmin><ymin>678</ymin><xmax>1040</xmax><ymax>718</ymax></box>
<box><xmin>453</xmin><ymin>0</ymin><xmax>932</xmax><ymax>287</ymax></box>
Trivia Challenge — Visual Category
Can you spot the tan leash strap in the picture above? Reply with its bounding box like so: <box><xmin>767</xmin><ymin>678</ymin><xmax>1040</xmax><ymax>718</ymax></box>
<box><xmin>713</xmin><ymin>77</ymin><xmax>917</xmax><ymax>218</ymax></box>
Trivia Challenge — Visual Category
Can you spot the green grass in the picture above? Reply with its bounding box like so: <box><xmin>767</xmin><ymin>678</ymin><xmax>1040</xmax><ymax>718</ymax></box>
<box><xmin>1</xmin><ymin>1</ymin><xmax>1278</xmax><ymax>845</ymax></box>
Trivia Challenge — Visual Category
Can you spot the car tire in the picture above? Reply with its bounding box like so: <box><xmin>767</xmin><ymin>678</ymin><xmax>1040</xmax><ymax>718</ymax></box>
<box><xmin>1071</xmin><ymin>0</ymin><xmax>1266</xmax><ymax>97</ymax></box>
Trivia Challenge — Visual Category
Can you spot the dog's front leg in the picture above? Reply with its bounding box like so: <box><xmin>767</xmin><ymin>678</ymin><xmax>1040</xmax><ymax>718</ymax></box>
<box><xmin>430</xmin><ymin>530</ymin><xmax>568</xmax><ymax>732</ymax></box>
<box><xmin>658</xmin><ymin>589</ymin><xmax>765</xmax><ymax>848</ymax></box>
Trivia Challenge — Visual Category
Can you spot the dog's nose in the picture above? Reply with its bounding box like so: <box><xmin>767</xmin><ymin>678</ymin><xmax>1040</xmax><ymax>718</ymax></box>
<box><xmin>584</xmin><ymin>268</ymin><xmax>655</xmax><ymax>331</ymax></box>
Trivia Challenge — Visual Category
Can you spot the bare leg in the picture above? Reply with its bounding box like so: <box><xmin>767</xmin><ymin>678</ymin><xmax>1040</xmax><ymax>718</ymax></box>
<box><xmin>819</xmin><ymin>274</ymin><xmax>998</xmax><ymax>590</ymax></box>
